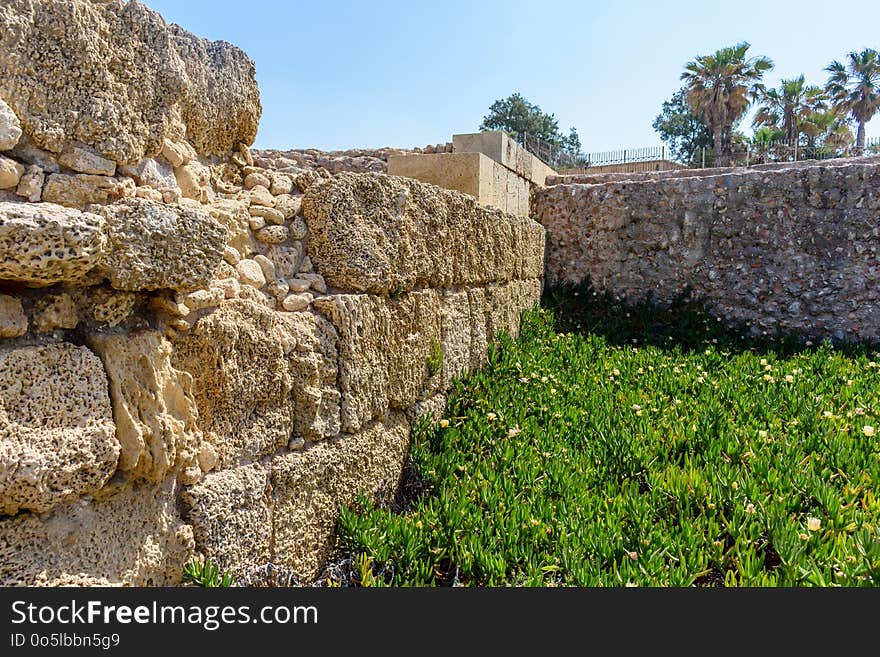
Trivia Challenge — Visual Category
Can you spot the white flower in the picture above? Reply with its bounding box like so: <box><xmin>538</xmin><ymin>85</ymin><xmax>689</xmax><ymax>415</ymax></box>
<box><xmin>806</xmin><ymin>517</ymin><xmax>821</xmax><ymax>532</ymax></box>
<box><xmin>863</xmin><ymin>425</ymin><xmax>875</xmax><ymax>437</ymax></box>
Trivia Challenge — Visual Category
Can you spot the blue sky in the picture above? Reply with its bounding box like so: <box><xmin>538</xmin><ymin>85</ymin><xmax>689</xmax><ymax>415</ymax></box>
<box><xmin>142</xmin><ymin>0</ymin><xmax>880</xmax><ymax>154</ymax></box>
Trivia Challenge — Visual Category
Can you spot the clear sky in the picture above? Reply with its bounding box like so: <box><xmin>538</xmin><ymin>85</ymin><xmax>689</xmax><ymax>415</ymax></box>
<box><xmin>142</xmin><ymin>0</ymin><xmax>880</xmax><ymax>154</ymax></box>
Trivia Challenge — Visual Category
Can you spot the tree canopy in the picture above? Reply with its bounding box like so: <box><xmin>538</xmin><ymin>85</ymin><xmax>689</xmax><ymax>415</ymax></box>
<box><xmin>652</xmin><ymin>87</ymin><xmax>714</xmax><ymax>163</ymax></box>
<box><xmin>480</xmin><ymin>93</ymin><xmax>582</xmax><ymax>155</ymax></box>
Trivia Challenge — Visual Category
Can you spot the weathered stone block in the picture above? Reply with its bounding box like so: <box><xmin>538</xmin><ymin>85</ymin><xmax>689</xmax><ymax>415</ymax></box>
<box><xmin>0</xmin><ymin>201</ymin><xmax>106</xmax><ymax>286</ymax></box>
<box><xmin>94</xmin><ymin>198</ymin><xmax>227</xmax><ymax>293</ymax></box>
<box><xmin>182</xmin><ymin>462</ymin><xmax>270</xmax><ymax>578</ymax></box>
<box><xmin>271</xmin><ymin>413</ymin><xmax>409</xmax><ymax>582</ymax></box>
<box><xmin>0</xmin><ymin>478</ymin><xmax>193</xmax><ymax>586</ymax></box>
<box><xmin>0</xmin><ymin>343</ymin><xmax>119</xmax><ymax>515</ymax></box>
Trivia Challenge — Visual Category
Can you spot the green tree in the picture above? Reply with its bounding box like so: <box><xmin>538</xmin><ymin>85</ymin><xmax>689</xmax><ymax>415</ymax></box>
<box><xmin>652</xmin><ymin>87</ymin><xmax>713</xmax><ymax>163</ymax></box>
<box><xmin>825</xmin><ymin>49</ymin><xmax>880</xmax><ymax>153</ymax></box>
<box><xmin>752</xmin><ymin>75</ymin><xmax>826</xmax><ymax>146</ymax></box>
<box><xmin>479</xmin><ymin>92</ymin><xmax>565</xmax><ymax>145</ymax></box>
<box><xmin>566</xmin><ymin>126</ymin><xmax>582</xmax><ymax>154</ymax></box>
<box><xmin>681</xmin><ymin>42</ymin><xmax>773</xmax><ymax>166</ymax></box>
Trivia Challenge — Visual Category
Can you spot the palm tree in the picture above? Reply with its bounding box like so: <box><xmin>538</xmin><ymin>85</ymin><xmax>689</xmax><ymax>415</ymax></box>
<box><xmin>825</xmin><ymin>49</ymin><xmax>880</xmax><ymax>153</ymax></box>
<box><xmin>752</xmin><ymin>76</ymin><xmax>826</xmax><ymax>148</ymax></box>
<box><xmin>800</xmin><ymin>109</ymin><xmax>853</xmax><ymax>155</ymax></box>
<box><xmin>681</xmin><ymin>42</ymin><xmax>773</xmax><ymax>166</ymax></box>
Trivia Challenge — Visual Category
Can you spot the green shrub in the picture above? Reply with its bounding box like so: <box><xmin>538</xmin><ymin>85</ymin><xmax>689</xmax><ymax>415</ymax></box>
<box><xmin>183</xmin><ymin>558</ymin><xmax>234</xmax><ymax>587</ymax></box>
<box><xmin>427</xmin><ymin>339</ymin><xmax>444</xmax><ymax>378</ymax></box>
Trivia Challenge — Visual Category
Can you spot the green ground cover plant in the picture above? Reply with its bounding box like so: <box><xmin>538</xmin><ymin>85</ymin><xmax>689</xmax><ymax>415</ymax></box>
<box><xmin>336</xmin><ymin>281</ymin><xmax>880</xmax><ymax>586</ymax></box>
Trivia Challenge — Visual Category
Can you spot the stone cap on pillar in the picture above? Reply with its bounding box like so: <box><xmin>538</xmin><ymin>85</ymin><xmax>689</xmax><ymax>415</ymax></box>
<box><xmin>452</xmin><ymin>132</ymin><xmax>555</xmax><ymax>186</ymax></box>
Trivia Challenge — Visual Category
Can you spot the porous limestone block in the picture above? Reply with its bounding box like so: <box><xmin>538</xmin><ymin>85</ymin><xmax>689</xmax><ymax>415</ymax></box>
<box><xmin>171</xmin><ymin>300</ymin><xmax>294</xmax><ymax>467</ymax></box>
<box><xmin>303</xmin><ymin>172</ymin><xmax>546</xmax><ymax>294</ymax></box>
<box><xmin>0</xmin><ymin>0</ymin><xmax>259</xmax><ymax>163</ymax></box>
<box><xmin>15</xmin><ymin>164</ymin><xmax>43</xmax><ymax>202</ymax></box>
<box><xmin>0</xmin><ymin>343</ymin><xmax>119</xmax><ymax>515</ymax></box>
<box><xmin>118</xmin><ymin>157</ymin><xmax>177</xmax><ymax>192</ymax></box>
<box><xmin>280</xmin><ymin>310</ymin><xmax>340</xmax><ymax>441</ymax></box>
<box><xmin>0</xmin><ymin>478</ymin><xmax>194</xmax><ymax>586</ymax></box>
<box><xmin>42</xmin><ymin>173</ymin><xmax>133</xmax><ymax>209</ymax></box>
<box><xmin>314</xmin><ymin>290</ymin><xmax>441</xmax><ymax>433</ymax></box>
<box><xmin>88</xmin><ymin>330</ymin><xmax>201</xmax><ymax>483</ymax></box>
<box><xmin>182</xmin><ymin>462</ymin><xmax>271</xmax><ymax>578</ymax></box>
<box><xmin>58</xmin><ymin>143</ymin><xmax>116</xmax><ymax>176</ymax></box>
<box><xmin>438</xmin><ymin>289</ymin><xmax>473</xmax><ymax>387</ymax></box>
<box><xmin>31</xmin><ymin>293</ymin><xmax>78</xmax><ymax>333</ymax></box>
<box><xmin>208</xmin><ymin>199</ymin><xmax>254</xmax><ymax>258</ymax></box>
<box><xmin>0</xmin><ymin>201</ymin><xmax>106</xmax><ymax>286</ymax></box>
<box><xmin>0</xmin><ymin>155</ymin><xmax>24</xmax><ymax>188</ymax></box>
<box><xmin>452</xmin><ymin>131</ymin><xmax>556</xmax><ymax>186</ymax></box>
<box><xmin>93</xmin><ymin>198</ymin><xmax>227</xmax><ymax>293</ymax></box>
<box><xmin>0</xmin><ymin>98</ymin><xmax>22</xmax><ymax>151</ymax></box>
<box><xmin>0</xmin><ymin>295</ymin><xmax>27</xmax><ymax>337</ymax></box>
<box><xmin>270</xmin><ymin>413</ymin><xmax>409</xmax><ymax>582</ymax></box>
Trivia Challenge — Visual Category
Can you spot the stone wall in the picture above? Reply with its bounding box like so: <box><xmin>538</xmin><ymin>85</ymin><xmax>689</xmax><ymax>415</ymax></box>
<box><xmin>535</xmin><ymin>158</ymin><xmax>880</xmax><ymax>340</ymax></box>
<box><xmin>252</xmin><ymin>143</ymin><xmax>452</xmax><ymax>176</ymax></box>
<box><xmin>0</xmin><ymin>1</ymin><xmax>545</xmax><ymax>586</ymax></box>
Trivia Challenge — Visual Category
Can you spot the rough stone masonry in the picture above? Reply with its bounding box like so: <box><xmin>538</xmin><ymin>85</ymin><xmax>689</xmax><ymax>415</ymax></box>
<box><xmin>0</xmin><ymin>0</ymin><xmax>545</xmax><ymax>585</ymax></box>
<box><xmin>535</xmin><ymin>159</ymin><xmax>880</xmax><ymax>341</ymax></box>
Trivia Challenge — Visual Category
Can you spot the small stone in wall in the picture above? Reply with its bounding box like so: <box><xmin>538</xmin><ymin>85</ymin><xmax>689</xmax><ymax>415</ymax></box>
<box><xmin>256</xmin><ymin>225</ymin><xmax>289</xmax><ymax>244</ymax></box>
<box><xmin>273</xmin><ymin>194</ymin><xmax>302</xmax><ymax>219</ymax></box>
<box><xmin>14</xmin><ymin>165</ymin><xmax>42</xmax><ymax>201</ymax></box>
<box><xmin>0</xmin><ymin>155</ymin><xmax>24</xmax><ymax>189</ymax></box>
<box><xmin>270</xmin><ymin>172</ymin><xmax>293</xmax><ymax>196</ymax></box>
<box><xmin>161</xmin><ymin>138</ymin><xmax>195</xmax><ymax>168</ymax></box>
<box><xmin>299</xmin><ymin>273</ymin><xmax>327</xmax><ymax>294</ymax></box>
<box><xmin>267</xmin><ymin>278</ymin><xmax>290</xmax><ymax>300</ymax></box>
<box><xmin>32</xmin><ymin>293</ymin><xmax>78</xmax><ymax>333</ymax></box>
<box><xmin>223</xmin><ymin>245</ymin><xmax>242</xmax><ymax>265</ymax></box>
<box><xmin>214</xmin><ymin>261</ymin><xmax>237</xmax><ymax>280</ymax></box>
<box><xmin>253</xmin><ymin>254</ymin><xmax>276</xmax><ymax>281</ymax></box>
<box><xmin>0</xmin><ymin>295</ymin><xmax>27</xmax><ymax>337</ymax></box>
<box><xmin>58</xmin><ymin>144</ymin><xmax>116</xmax><ymax>176</ymax></box>
<box><xmin>175</xmin><ymin>161</ymin><xmax>211</xmax><ymax>201</ymax></box>
<box><xmin>197</xmin><ymin>441</ymin><xmax>219</xmax><ymax>472</ymax></box>
<box><xmin>135</xmin><ymin>186</ymin><xmax>164</xmax><ymax>202</ymax></box>
<box><xmin>0</xmin><ymin>98</ymin><xmax>22</xmax><ymax>151</ymax></box>
<box><xmin>93</xmin><ymin>291</ymin><xmax>138</xmax><ymax>327</ymax></box>
<box><xmin>184</xmin><ymin>287</ymin><xmax>225</xmax><ymax>311</ymax></box>
<box><xmin>249</xmin><ymin>184</ymin><xmax>274</xmax><ymax>207</ymax></box>
<box><xmin>215</xmin><ymin>277</ymin><xmax>241</xmax><ymax>299</ymax></box>
<box><xmin>299</xmin><ymin>254</ymin><xmax>313</xmax><ymax>273</ymax></box>
<box><xmin>287</xmin><ymin>435</ymin><xmax>305</xmax><ymax>451</ymax></box>
<box><xmin>8</xmin><ymin>138</ymin><xmax>59</xmax><ymax>172</ymax></box>
<box><xmin>287</xmin><ymin>278</ymin><xmax>311</xmax><ymax>293</ymax></box>
<box><xmin>281</xmin><ymin>292</ymin><xmax>312</xmax><ymax>312</ymax></box>
<box><xmin>248</xmin><ymin>215</ymin><xmax>266</xmax><ymax>231</ymax></box>
<box><xmin>244</xmin><ymin>172</ymin><xmax>271</xmax><ymax>190</ymax></box>
<box><xmin>236</xmin><ymin>259</ymin><xmax>267</xmax><ymax>288</ymax></box>
<box><xmin>288</xmin><ymin>216</ymin><xmax>307</xmax><ymax>240</ymax></box>
<box><xmin>249</xmin><ymin>205</ymin><xmax>285</xmax><ymax>225</ymax></box>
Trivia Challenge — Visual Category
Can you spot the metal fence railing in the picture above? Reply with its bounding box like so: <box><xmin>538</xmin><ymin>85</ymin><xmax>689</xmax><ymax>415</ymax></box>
<box><xmin>513</xmin><ymin>130</ymin><xmax>880</xmax><ymax>173</ymax></box>
<box><xmin>690</xmin><ymin>136</ymin><xmax>880</xmax><ymax>169</ymax></box>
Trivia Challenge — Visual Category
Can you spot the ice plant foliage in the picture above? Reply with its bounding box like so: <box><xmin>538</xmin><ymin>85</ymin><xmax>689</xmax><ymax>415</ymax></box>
<box><xmin>338</xmin><ymin>283</ymin><xmax>880</xmax><ymax>587</ymax></box>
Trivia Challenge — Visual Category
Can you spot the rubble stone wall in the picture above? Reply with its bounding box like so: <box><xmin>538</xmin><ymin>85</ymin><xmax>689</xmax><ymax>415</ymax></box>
<box><xmin>535</xmin><ymin>159</ymin><xmax>880</xmax><ymax>340</ymax></box>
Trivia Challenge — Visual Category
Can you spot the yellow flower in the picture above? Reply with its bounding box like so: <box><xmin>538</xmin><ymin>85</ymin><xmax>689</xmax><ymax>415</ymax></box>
<box><xmin>764</xmin><ymin>364</ymin><xmax>773</xmax><ymax>372</ymax></box>
<box><xmin>807</xmin><ymin>517</ymin><xmax>821</xmax><ymax>532</ymax></box>
<box><xmin>745</xmin><ymin>503</ymin><xmax>756</xmax><ymax>514</ymax></box>
<box><xmin>763</xmin><ymin>374</ymin><xmax>773</xmax><ymax>382</ymax></box>
<box><xmin>862</xmin><ymin>425</ymin><xmax>875</xmax><ymax>437</ymax></box>
<box><xmin>758</xmin><ymin>430</ymin><xmax>768</xmax><ymax>439</ymax></box>
<box><xmin>613</xmin><ymin>368</ymin><xmax>620</xmax><ymax>376</ymax></box>
<box><xmin>823</xmin><ymin>411</ymin><xmax>834</xmax><ymax>419</ymax></box>
<box><xmin>731</xmin><ymin>481</ymin><xmax>739</xmax><ymax>491</ymax></box>
<box><xmin>487</xmin><ymin>412</ymin><xmax>497</xmax><ymax>421</ymax></box>
<box><xmin>785</xmin><ymin>375</ymin><xmax>794</xmax><ymax>383</ymax></box>
<box><xmin>760</xmin><ymin>358</ymin><xmax>768</xmax><ymax>366</ymax></box>
<box><xmin>439</xmin><ymin>419</ymin><xmax>450</xmax><ymax>428</ymax></box>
